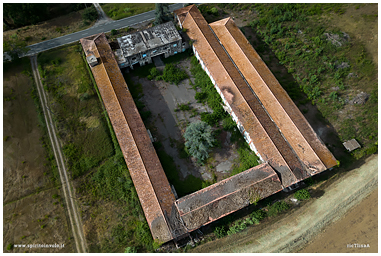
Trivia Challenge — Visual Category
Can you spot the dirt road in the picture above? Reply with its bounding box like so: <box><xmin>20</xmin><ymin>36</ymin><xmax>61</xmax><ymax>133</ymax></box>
<box><xmin>299</xmin><ymin>188</ymin><xmax>377</xmax><ymax>253</ymax></box>
<box><xmin>192</xmin><ymin>154</ymin><xmax>378</xmax><ymax>253</ymax></box>
<box><xmin>30</xmin><ymin>56</ymin><xmax>88</xmax><ymax>253</ymax></box>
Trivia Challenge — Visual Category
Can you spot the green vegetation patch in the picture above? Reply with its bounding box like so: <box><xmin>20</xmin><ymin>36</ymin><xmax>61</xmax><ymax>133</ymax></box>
<box><xmin>153</xmin><ymin>141</ymin><xmax>204</xmax><ymax>197</ymax></box>
<box><xmin>101</xmin><ymin>3</ymin><xmax>155</xmax><ymax>20</ymax></box>
<box><xmin>294</xmin><ymin>188</ymin><xmax>311</xmax><ymax>200</ymax></box>
<box><xmin>238</xmin><ymin>3</ymin><xmax>378</xmax><ymax>159</ymax></box>
<box><xmin>37</xmin><ymin>44</ymin><xmax>157</xmax><ymax>252</ymax></box>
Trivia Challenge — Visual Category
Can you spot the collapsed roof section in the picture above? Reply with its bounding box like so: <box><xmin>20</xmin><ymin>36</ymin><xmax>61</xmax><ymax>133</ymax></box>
<box><xmin>209</xmin><ymin>18</ymin><xmax>337</xmax><ymax>174</ymax></box>
<box><xmin>117</xmin><ymin>21</ymin><xmax>182</xmax><ymax>58</ymax></box>
<box><xmin>80</xmin><ymin>33</ymin><xmax>187</xmax><ymax>243</ymax></box>
<box><xmin>175</xmin><ymin>163</ymin><xmax>282</xmax><ymax>231</ymax></box>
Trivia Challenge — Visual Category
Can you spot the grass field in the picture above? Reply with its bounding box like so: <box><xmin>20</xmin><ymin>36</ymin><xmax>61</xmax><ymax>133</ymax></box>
<box><xmin>3</xmin><ymin>58</ymin><xmax>74</xmax><ymax>252</ymax></box>
<box><xmin>101</xmin><ymin>3</ymin><xmax>155</xmax><ymax>20</ymax></box>
<box><xmin>37</xmin><ymin>44</ymin><xmax>156</xmax><ymax>252</ymax></box>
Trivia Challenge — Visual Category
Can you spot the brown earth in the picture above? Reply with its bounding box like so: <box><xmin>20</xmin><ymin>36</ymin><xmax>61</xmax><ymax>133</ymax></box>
<box><xmin>3</xmin><ymin>64</ymin><xmax>74</xmax><ymax>252</ymax></box>
<box><xmin>298</xmin><ymin>188</ymin><xmax>377</xmax><ymax>253</ymax></box>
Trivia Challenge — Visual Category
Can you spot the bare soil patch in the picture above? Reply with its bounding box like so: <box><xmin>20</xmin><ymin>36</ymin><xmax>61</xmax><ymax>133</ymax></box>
<box><xmin>299</xmin><ymin>188</ymin><xmax>377</xmax><ymax>253</ymax></box>
<box><xmin>3</xmin><ymin>64</ymin><xmax>74</xmax><ymax>252</ymax></box>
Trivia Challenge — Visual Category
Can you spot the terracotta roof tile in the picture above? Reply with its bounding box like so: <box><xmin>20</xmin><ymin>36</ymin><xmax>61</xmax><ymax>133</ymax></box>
<box><xmin>175</xmin><ymin>163</ymin><xmax>282</xmax><ymax>231</ymax></box>
<box><xmin>209</xmin><ymin>18</ymin><xmax>337</xmax><ymax>173</ymax></box>
<box><xmin>175</xmin><ymin>5</ymin><xmax>302</xmax><ymax>187</ymax></box>
<box><xmin>80</xmin><ymin>33</ymin><xmax>187</xmax><ymax>243</ymax></box>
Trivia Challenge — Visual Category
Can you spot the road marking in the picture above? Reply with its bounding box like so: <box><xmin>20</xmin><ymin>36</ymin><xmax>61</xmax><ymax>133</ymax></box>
<box><xmin>82</xmin><ymin>33</ymin><xmax>88</xmax><ymax>36</ymax></box>
<box><xmin>64</xmin><ymin>37</ymin><xmax>72</xmax><ymax>41</ymax></box>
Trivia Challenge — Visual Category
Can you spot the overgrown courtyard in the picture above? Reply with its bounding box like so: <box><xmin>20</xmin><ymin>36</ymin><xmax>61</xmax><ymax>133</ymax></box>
<box><xmin>123</xmin><ymin>51</ymin><xmax>260</xmax><ymax>197</ymax></box>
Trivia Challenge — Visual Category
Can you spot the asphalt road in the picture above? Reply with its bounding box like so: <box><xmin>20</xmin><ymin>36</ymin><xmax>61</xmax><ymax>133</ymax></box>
<box><xmin>21</xmin><ymin>3</ymin><xmax>186</xmax><ymax>57</ymax></box>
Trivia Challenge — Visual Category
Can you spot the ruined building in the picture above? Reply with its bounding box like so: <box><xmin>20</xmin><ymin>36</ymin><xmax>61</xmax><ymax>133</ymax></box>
<box><xmin>113</xmin><ymin>21</ymin><xmax>185</xmax><ymax>69</ymax></box>
<box><xmin>80</xmin><ymin>5</ymin><xmax>336</xmax><ymax>245</ymax></box>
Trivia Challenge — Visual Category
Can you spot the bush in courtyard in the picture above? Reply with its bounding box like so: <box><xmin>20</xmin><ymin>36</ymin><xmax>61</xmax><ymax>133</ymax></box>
<box><xmin>147</xmin><ymin>67</ymin><xmax>160</xmax><ymax>80</ymax></box>
<box><xmin>294</xmin><ymin>188</ymin><xmax>311</xmax><ymax>200</ymax></box>
<box><xmin>222</xmin><ymin>116</ymin><xmax>236</xmax><ymax>131</ymax></box>
<box><xmin>183</xmin><ymin>121</ymin><xmax>215</xmax><ymax>162</ymax></box>
<box><xmin>162</xmin><ymin>63</ymin><xmax>189</xmax><ymax>85</ymax></box>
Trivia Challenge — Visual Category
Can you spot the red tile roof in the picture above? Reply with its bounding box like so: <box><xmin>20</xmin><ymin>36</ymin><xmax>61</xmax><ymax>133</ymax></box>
<box><xmin>175</xmin><ymin>163</ymin><xmax>282</xmax><ymax>231</ymax></box>
<box><xmin>80</xmin><ymin>33</ymin><xmax>187</xmax><ymax>243</ymax></box>
<box><xmin>174</xmin><ymin>5</ymin><xmax>305</xmax><ymax>187</ymax></box>
<box><xmin>210</xmin><ymin>18</ymin><xmax>337</xmax><ymax>174</ymax></box>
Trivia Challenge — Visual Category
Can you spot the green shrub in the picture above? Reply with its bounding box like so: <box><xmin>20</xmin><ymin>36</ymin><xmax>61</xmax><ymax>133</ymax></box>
<box><xmin>250</xmin><ymin>209</ymin><xmax>267</xmax><ymax>223</ymax></box>
<box><xmin>195</xmin><ymin>91</ymin><xmax>207</xmax><ymax>102</ymax></box>
<box><xmin>6</xmin><ymin>243</ymin><xmax>13</xmax><ymax>250</ymax></box>
<box><xmin>82</xmin><ymin>6</ymin><xmax>98</xmax><ymax>21</ymax></box>
<box><xmin>214</xmin><ymin>226</ymin><xmax>227</xmax><ymax>238</ymax></box>
<box><xmin>267</xmin><ymin>201</ymin><xmax>290</xmax><ymax>217</ymax></box>
<box><xmin>124</xmin><ymin>247</ymin><xmax>137</xmax><ymax>253</ymax></box>
<box><xmin>149</xmin><ymin>67</ymin><xmax>160</xmax><ymax>78</ymax></box>
<box><xmin>184</xmin><ymin>121</ymin><xmax>215</xmax><ymax>162</ymax></box>
<box><xmin>294</xmin><ymin>188</ymin><xmax>311</xmax><ymax>200</ymax></box>
<box><xmin>111</xmin><ymin>29</ymin><xmax>117</xmax><ymax>35</ymax></box>
<box><xmin>210</xmin><ymin>7</ymin><xmax>219</xmax><ymax>16</ymax></box>
<box><xmin>162</xmin><ymin>63</ymin><xmax>188</xmax><ymax>85</ymax></box>
<box><xmin>178</xmin><ymin>103</ymin><xmax>191</xmax><ymax>111</ymax></box>
<box><xmin>222</xmin><ymin>116</ymin><xmax>236</xmax><ymax>131</ymax></box>
<box><xmin>227</xmin><ymin>220</ymin><xmax>247</xmax><ymax>235</ymax></box>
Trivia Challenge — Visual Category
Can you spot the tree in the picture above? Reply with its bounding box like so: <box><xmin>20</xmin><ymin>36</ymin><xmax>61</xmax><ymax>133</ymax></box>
<box><xmin>183</xmin><ymin>121</ymin><xmax>215</xmax><ymax>162</ymax></box>
<box><xmin>154</xmin><ymin>3</ymin><xmax>171</xmax><ymax>25</ymax></box>
<box><xmin>82</xmin><ymin>6</ymin><xmax>99</xmax><ymax>22</ymax></box>
<box><xmin>4</xmin><ymin>3</ymin><xmax>48</xmax><ymax>28</ymax></box>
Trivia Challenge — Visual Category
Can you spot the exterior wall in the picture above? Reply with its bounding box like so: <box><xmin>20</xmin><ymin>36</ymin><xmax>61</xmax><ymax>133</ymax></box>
<box><xmin>193</xmin><ymin>47</ymin><xmax>264</xmax><ymax>162</ymax></box>
<box><xmin>118</xmin><ymin>40</ymin><xmax>183</xmax><ymax>69</ymax></box>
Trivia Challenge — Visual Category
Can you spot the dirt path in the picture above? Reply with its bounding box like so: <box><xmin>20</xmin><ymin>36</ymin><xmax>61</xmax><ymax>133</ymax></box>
<box><xmin>298</xmin><ymin>188</ymin><xmax>377</xmax><ymax>253</ymax></box>
<box><xmin>93</xmin><ymin>3</ymin><xmax>113</xmax><ymax>26</ymax></box>
<box><xmin>30</xmin><ymin>56</ymin><xmax>88</xmax><ymax>253</ymax></box>
<box><xmin>192</xmin><ymin>154</ymin><xmax>378</xmax><ymax>253</ymax></box>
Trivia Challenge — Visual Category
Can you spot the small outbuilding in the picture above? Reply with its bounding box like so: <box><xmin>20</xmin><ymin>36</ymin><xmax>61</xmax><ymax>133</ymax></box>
<box><xmin>343</xmin><ymin>139</ymin><xmax>361</xmax><ymax>152</ymax></box>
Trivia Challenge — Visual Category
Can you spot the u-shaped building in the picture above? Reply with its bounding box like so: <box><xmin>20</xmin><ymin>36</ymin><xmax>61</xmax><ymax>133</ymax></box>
<box><xmin>80</xmin><ymin>4</ymin><xmax>336</xmax><ymax>245</ymax></box>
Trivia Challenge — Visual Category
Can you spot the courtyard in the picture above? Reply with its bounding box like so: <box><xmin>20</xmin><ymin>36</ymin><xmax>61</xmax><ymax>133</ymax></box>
<box><xmin>122</xmin><ymin>52</ymin><xmax>259</xmax><ymax>197</ymax></box>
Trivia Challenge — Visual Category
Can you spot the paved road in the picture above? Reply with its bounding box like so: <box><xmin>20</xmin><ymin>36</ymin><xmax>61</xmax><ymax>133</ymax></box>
<box><xmin>21</xmin><ymin>3</ymin><xmax>185</xmax><ymax>57</ymax></box>
<box><xmin>30</xmin><ymin>55</ymin><xmax>88</xmax><ymax>253</ymax></box>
